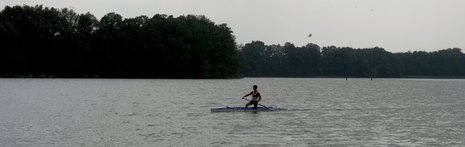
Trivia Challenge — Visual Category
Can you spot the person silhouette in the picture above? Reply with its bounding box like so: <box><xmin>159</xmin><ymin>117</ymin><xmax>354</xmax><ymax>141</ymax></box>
<box><xmin>242</xmin><ymin>85</ymin><xmax>261</xmax><ymax>109</ymax></box>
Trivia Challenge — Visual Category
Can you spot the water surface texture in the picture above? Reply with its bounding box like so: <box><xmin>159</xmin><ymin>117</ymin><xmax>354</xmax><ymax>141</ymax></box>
<box><xmin>1</xmin><ymin>78</ymin><xmax>465</xmax><ymax>146</ymax></box>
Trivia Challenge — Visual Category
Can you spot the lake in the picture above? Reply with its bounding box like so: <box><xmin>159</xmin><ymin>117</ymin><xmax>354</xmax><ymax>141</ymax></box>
<box><xmin>1</xmin><ymin>78</ymin><xmax>465</xmax><ymax>146</ymax></box>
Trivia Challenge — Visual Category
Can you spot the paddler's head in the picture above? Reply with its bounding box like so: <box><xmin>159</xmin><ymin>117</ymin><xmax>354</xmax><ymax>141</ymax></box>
<box><xmin>253</xmin><ymin>85</ymin><xmax>258</xmax><ymax>90</ymax></box>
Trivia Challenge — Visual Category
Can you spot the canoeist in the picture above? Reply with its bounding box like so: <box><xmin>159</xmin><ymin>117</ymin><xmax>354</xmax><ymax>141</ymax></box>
<box><xmin>242</xmin><ymin>85</ymin><xmax>261</xmax><ymax>109</ymax></box>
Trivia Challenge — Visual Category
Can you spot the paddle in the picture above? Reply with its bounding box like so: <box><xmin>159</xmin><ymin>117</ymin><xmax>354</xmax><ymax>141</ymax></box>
<box><xmin>242</xmin><ymin>98</ymin><xmax>270</xmax><ymax>109</ymax></box>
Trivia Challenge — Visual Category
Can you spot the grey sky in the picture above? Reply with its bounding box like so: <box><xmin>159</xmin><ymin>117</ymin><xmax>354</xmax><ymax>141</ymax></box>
<box><xmin>2</xmin><ymin>0</ymin><xmax>464</xmax><ymax>52</ymax></box>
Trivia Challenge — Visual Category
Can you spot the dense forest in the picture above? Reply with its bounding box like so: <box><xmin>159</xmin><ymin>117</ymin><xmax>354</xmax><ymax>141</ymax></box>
<box><xmin>0</xmin><ymin>5</ymin><xmax>239</xmax><ymax>78</ymax></box>
<box><xmin>240</xmin><ymin>41</ymin><xmax>465</xmax><ymax>78</ymax></box>
<box><xmin>1</xmin><ymin>5</ymin><xmax>464</xmax><ymax>78</ymax></box>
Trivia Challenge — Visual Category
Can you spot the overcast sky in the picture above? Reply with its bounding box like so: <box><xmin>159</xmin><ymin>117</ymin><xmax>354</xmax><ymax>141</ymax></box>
<box><xmin>1</xmin><ymin>0</ymin><xmax>464</xmax><ymax>52</ymax></box>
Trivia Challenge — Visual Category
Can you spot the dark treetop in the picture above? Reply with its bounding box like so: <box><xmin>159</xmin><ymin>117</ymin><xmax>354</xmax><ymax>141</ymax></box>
<box><xmin>240</xmin><ymin>41</ymin><xmax>464</xmax><ymax>78</ymax></box>
<box><xmin>1</xmin><ymin>5</ymin><xmax>464</xmax><ymax>78</ymax></box>
<box><xmin>0</xmin><ymin>5</ymin><xmax>239</xmax><ymax>78</ymax></box>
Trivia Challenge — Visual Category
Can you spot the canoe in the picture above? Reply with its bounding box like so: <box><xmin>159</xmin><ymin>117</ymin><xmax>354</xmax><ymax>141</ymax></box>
<box><xmin>210</xmin><ymin>106</ymin><xmax>287</xmax><ymax>113</ymax></box>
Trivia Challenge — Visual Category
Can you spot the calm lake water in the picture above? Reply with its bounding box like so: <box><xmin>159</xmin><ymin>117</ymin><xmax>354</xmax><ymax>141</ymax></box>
<box><xmin>1</xmin><ymin>78</ymin><xmax>465</xmax><ymax>146</ymax></box>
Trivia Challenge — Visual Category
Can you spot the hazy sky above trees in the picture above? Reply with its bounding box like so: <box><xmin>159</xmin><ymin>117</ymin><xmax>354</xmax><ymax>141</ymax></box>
<box><xmin>2</xmin><ymin>0</ymin><xmax>464</xmax><ymax>52</ymax></box>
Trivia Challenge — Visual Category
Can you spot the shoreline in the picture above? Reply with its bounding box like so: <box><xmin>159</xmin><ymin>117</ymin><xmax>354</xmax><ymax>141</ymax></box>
<box><xmin>2</xmin><ymin>75</ymin><xmax>465</xmax><ymax>79</ymax></box>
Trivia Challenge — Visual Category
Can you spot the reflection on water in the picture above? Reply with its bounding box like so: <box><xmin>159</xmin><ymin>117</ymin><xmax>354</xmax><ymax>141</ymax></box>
<box><xmin>1</xmin><ymin>78</ymin><xmax>465</xmax><ymax>146</ymax></box>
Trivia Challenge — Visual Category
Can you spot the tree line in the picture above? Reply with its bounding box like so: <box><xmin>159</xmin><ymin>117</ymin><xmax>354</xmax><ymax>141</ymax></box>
<box><xmin>1</xmin><ymin>5</ymin><xmax>464</xmax><ymax>78</ymax></box>
<box><xmin>0</xmin><ymin>5</ymin><xmax>240</xmax><ymax>78</ymax></box>
<box><xmin>240</xmin><ymin>41</ymin><xmax>465</xmax><ymax>78</ymax></box>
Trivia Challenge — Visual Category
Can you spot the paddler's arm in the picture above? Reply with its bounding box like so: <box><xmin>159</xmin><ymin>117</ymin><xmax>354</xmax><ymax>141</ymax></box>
<box><xmin>242</xmin><ymin>91</ymin><xmax>253</xmax><ymax>99</ymax></box>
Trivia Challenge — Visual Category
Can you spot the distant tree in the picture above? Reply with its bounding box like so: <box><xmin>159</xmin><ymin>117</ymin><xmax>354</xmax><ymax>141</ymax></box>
<box><xmin>321</xmin><ymin>46</ymin><xmax>349</xmax><ymax>76</ymax></box>
<box><xmin>240</xmin><ymin>42</ymin><xmax>408</xmax><ymax>78</ymax></box>
<box><xmin>396</xmin><ymin>48</ymin><xmax>465</xmax><ymax>76</ymax></box>
<box><xmin>0</xmin><ymin>9</ymin><xmax>24</xmax><ymax>75</ymax></box>
<box><xmin>0</xmin><ymin>5</ymin><xmax>241</xmax><ymax>78</ymax></box>
<box><xmin>2</xmin><ymin>5</ymin><xmax>464</xmax><ymax>78</ymax></box>
<box><xmin>240</xmin><ymin>41</ymin><xmax>266</xmax><ymax>76</ymax></box>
